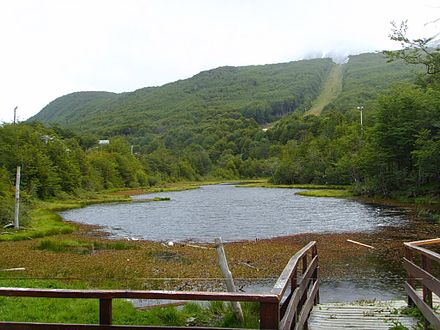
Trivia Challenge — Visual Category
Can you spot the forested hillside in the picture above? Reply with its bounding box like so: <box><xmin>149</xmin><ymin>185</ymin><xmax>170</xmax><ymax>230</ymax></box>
<box><xmin>0</xmin><ymin>122</ymin><xmax>149</xmax><ymax>226</ymax></box>
<box><xmin>31</xmin><ymin>59</ymin><xmax>334</xmax><ymax>136</ymax></box>
<box><xmin>0</xmin><ymin>49</ymin><xmax>436</xmax><ymax>223</ymax></box>
<box><xmin>30</xmin><ymin>91</ymin><xmax>118</xmax><ymax>124</ymax></box>
<box><xmin>323</xmin><ymin>52</ymin><xmax>423</xmax><ymax>113</ymax></box>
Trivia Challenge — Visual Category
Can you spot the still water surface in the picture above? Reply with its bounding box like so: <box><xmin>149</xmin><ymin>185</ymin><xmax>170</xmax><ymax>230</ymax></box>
<box><xmin>60</xmin><ymin>184</ymin><xmax>417</xmax><ymax>302</ymax></box>
<box><xmin>60</xmin><ymin>184</ymin><xmax>408</xmax><ymax>242</ymax></box>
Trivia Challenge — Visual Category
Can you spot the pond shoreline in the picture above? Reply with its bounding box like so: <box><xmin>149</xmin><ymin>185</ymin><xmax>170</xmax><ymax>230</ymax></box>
<box><xmin>60</xmin><ymin>184</ymin><xmax>414</xmax><ymax>242</ymax></box>
<box><xmin>1</xmin><ymin>181</ymin><xmax>438</xmax><ymax>304</ymax></box>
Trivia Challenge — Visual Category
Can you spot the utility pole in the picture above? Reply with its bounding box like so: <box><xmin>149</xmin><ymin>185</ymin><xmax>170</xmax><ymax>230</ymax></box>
<box><xmin>14</xmin><ymin>166</ymin><xmax>21</xmax><ymax>229</ymax></box>
<box><xmin>13</xmin><ymin>106</ymin><xmax>18</xmax><ymax>124</ymax></box>
<box><xmin>357</xmin><ymin>105</ymin><xmax>364</xmax><ymax>135</ymax></box>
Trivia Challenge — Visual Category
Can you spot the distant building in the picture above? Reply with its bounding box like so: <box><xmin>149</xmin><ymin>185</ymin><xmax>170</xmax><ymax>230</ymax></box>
<box><xmin>41</xmin><ymin>135</ymin><xmax>54</xmax><ymax>144</ymax></box>
<box><xmin>98</xmin><ymin>140</ymin><xmax>110</xmax><ymax>145</ymax></box>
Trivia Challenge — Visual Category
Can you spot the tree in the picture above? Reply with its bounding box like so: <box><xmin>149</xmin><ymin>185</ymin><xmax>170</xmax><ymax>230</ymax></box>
<box><xmin>0</xmin><ymin>167</ymin><xmax>14</xmax><ymax>226</ymax></box>
<box><xmin>384</xmin><ymin>21</ymin><xmax>440</xmax><ymax>84</ymax></box>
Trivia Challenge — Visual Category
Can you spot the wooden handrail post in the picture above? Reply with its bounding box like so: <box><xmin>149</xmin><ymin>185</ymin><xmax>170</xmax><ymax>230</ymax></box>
<box><xmin>302</xmin><ymin>254</ymin><xmax>308</xmax><ymax>276</ymax></box>
<box><xmin>312</xmin><ymin>244</ymin><xmax>319</xmax><ymax>305</ymax></box>
<box><xmin>421</xmin><ymin>255</ymin><xmax>433</xmax><ymax>306</ymax></box>
<box><xmin>299</xmin><ymin>254</ymin><xmax>308</xmax><ymax>309</ymax></box>
<box><xmin>100</xmin><ymin>298</ymin><xmax>112</xmax><ymax>325</ymax></box>
<box><xmin>260</xmin><ymin>301</ymin><xmax>279</xmax><ymax>329</ymax></box>
<box><xmin>421</xmin><ymin>254</ymin><xmax>432</xmax><ymax>330</ymax></box>
<box><xmin>292</xmin><ymin>268</ymin><xmax>298</xmax><ymax>328</ymax></box>
<box><xmin>405</xmin><ymin>247</ymin><xmax>415</xmax><ymax>307</ymax></box>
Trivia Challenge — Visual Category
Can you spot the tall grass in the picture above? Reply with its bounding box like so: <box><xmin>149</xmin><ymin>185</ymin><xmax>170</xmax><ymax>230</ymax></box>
<box><xmin>36</xmin><ymin>239</ymin><xmax>137</xmax><ymax>254</ymax></box>
<box><xmin>295</xmin><ymin>189</ymin><xmax>353</xmax><ymax>198</ymax></box>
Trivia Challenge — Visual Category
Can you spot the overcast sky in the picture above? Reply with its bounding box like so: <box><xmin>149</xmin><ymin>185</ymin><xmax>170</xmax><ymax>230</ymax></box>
<box><xmin>1</xmin><ymin>0</ymin><xmax>439</xmax><ymax>123</ymax></box>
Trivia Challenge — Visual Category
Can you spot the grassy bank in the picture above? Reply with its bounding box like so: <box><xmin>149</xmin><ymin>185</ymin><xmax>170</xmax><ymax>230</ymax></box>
<box><xmin>0</xmin><ymin>195</ymin><xmax>131</xmax><ymax>241</ymax></box>
<box><xmin>0</xmin><ymin>279</ymin><xmax>258</xmax><ymax>327</ymax></box>
<box><xmin>295</xmin><ymin>189</ymin><xmax>354</xmax><ymax>198</ymax></box>
<box><xmin>237</xmin><ymin>181</ymin><xmax>348</xmax><ymax>189</ymax></box>
<box><xmin>0</xmin><ymin>181</ymin><xmax>205</xmax><ymax>242</ymax></box>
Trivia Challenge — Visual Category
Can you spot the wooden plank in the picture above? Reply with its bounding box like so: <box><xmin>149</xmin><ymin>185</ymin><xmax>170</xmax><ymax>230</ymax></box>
<box><xmin>260</xmin><ymin>302</ymin><xmax>280</xmax><ymax>329</ymax></box>
<box><xmin>405</xmin><ymin>282</ymin><xmax>440</xmax><ymax>329</ymax></box>
<box><xmin>308</xmin><ymin>300</ymin><xmax>418</xmax><ymax>330</ymax></box>
<box><xmin>297</xmin><ymin>256</ymin><xmax>318</xmax><ymax>299</ymax></box>
<box><xmin>99</xmin><ymin>299</ymin><xmax>112</xmax><ymax>325</ymax></box>
<box><xmin>314</xmin><ymin>266</ymin><xmax>320</xmax><ymax>305</ymax></box>
<box><xmin>272</xmin><ymin>241</ymin><xmax>316</xmax><ymax>297</ymax></box>
<box><xmin>406</xmin><ymin>238</ymin><xmax>440</xmax><ymax>246</ymax></box>
<box><xmin>283</xmin><ymin>268</ymin><xmax>297</xmax><ymax>320</ymax></box>
<box><xmin>279</xmin><ymin>287</ymin><xmax>300</xmax><ymax>330</ymax></box>
<box><xmin>280</xmin><ymin>256</ymin><xmax>319</xmax><ymax>330</ymax></box>
<box><xmin>403</xmin><ymin>258</ymin><xmax>440</xmax><ymax>298</ymax></box>
<box><xmin>280</xmin><ymin>291</ymin><xmax>293</xmax><ymax>319</ymax></box>
<box><xmin>405</xmin><ymin>248</ymin><xmax>415</xmax><ymax>307</ymax></box>
<box><xmin>0</xmin><ymin>288</ymin><xmax>278</xmax><ymax>303</ymax></box>
<box><xmin>422</xmin><ymin>254</ymin><xmax>433</xmax><ymax>313</ymax></box>
<box><xmin>294</xmin><ymin>279</ymin><xmax>319</xmax><ymax>330</ymax></box>
<box><xmin>0</xmin><ymin>322</ymin><xmax>244</xmax><ymax>329</ymax></box>
<box><xmin>404</xmin><ymin>244</ymin><xmax>440</xmax><ymax>264</ymax></box>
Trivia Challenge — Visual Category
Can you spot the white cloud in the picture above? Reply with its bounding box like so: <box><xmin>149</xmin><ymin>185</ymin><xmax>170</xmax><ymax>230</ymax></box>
<box><xmin>0</xmin><ymin>0</ymin><xmax>438</xmax><ymax>122</ymax></box>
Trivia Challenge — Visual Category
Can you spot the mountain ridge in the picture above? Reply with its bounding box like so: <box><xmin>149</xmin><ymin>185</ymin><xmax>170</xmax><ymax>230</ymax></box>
<box><xmin>29</xmin><ymin>52</ymin><xmax>421</xmax><ymax>140</ymax></box>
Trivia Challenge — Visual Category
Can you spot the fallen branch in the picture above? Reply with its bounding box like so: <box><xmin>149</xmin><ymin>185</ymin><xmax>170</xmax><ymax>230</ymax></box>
<box><xmin>238</xmin><ymin>261</ymin><xmax>259</xmax><ymax>271</ymax></box>
<box><xmin>0</xmin><ymin>267</ymin><xmax>25</xmax><ymax>272</ymax></box>
<box><xmin>183</xmin><ymin>243</ymin><xmax>212</xmax><ymax>250</ymax></box>
<box><xmin>347</xmin><ymin>239</ymin><xmax>375</xmax><ymax>250</ymax></box>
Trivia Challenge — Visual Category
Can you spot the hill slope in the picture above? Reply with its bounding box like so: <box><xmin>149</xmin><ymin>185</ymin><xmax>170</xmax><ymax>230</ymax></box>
<box><xmin>30</xmin><ymin>59</ymin><xmax>334</xmax><ymax>136</ymax></box>
<box><xmin>32</xmin><ymin>91</ymin><xmax>118</xmax><ymax>124</ymax></box>
<box><xmin>306</xmin><ymin>64</ymin><xmax>343</xmax><ymax>115</ymax></box>
<box><xmin>30</xmin><ymin>53</ymin><xmax>421</xmax><ymax>140</ymax></box>
<box><xmin>324</xmin><ymin>52</ymin><xmax>422</xmax><ymax>112</ymax></box>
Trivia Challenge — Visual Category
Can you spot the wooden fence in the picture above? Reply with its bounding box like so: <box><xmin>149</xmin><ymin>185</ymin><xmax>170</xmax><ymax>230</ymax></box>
<box><xmin>404</xmin><ymin>238</ymin><xmax>440</xmax><ymax>329</ymax></box>
<box><xmin>0</xmin><ymin>241</ymin><xmax>319</xmax><ymax>330</ymax></box>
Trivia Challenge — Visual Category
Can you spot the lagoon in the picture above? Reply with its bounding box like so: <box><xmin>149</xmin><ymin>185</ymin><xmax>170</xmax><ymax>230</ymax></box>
<box><xmin>60</xmin><ymin>184</ymin><xmax>408</xmax><ymax>242</ymax></box>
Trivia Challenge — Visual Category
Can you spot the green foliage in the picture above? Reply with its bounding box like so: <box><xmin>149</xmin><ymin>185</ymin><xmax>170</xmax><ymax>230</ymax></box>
<box><xmin>359</xmin><ymin>84</ymin><xmax>440</xmax><ymax>196</ymax></box>
<box><xmin>2</xmin><ymin>50</ymin><xmax>437</xmax><ymax>200</ymax></box>
<box><xmin>31</xmin><ymin>59</ymin><xmax>334</xmax><ymax>133</ymax></box>
<box><xmin>324</xmin><ymin>52</ymin><xmax>422</xmax><ymax>114</ymax></box>
<box><xmin>384</xmin><ymin>20</ymin><xmax>440</xmax><ymax>86</ymax></box>
<box><xmin>36</xmin><ymin>239</ymin><xmax>137</xmax><ymax>254</ymax></box>
<box><xmin>0</xmin><ymin>123</ymin><xmax>152</xmax><ymax>200</ymax></box>
<box><xmin>295</xmin><ymin>189</ymin><xmax>353</xmax><ymax>198</ymax></box>
<box><xmin>0</xmin><ymin>167</ymin><xmax>14</xmax><ymax>226</ymax></box>
<box><xmin>0</xmin><ymin>207</ymin><xmax>75</xmax><ymax>241</ymax></box>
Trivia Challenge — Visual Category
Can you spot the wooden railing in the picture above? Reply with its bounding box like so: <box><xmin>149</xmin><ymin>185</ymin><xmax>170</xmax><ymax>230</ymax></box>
<box><xmin>271</xmin><ymin>241</ymin><xmax>319</xmax><ymax>330</ymax></box>
<box><xmin>404</xmin><ymin>238</ymin><xmax>440</xmax><ymax>329</ymax></box>
<box><xmin>0</xmin><ymin>241</ymin><xmax>318</xmax><ymax>330</ymax></box>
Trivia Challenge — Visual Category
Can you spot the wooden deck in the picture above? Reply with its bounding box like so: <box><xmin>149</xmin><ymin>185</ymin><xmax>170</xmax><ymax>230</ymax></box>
<box><xmin>308</xmin><ymin>300</ymin><xmax>418</xmax><ymax>329</ymax></box>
